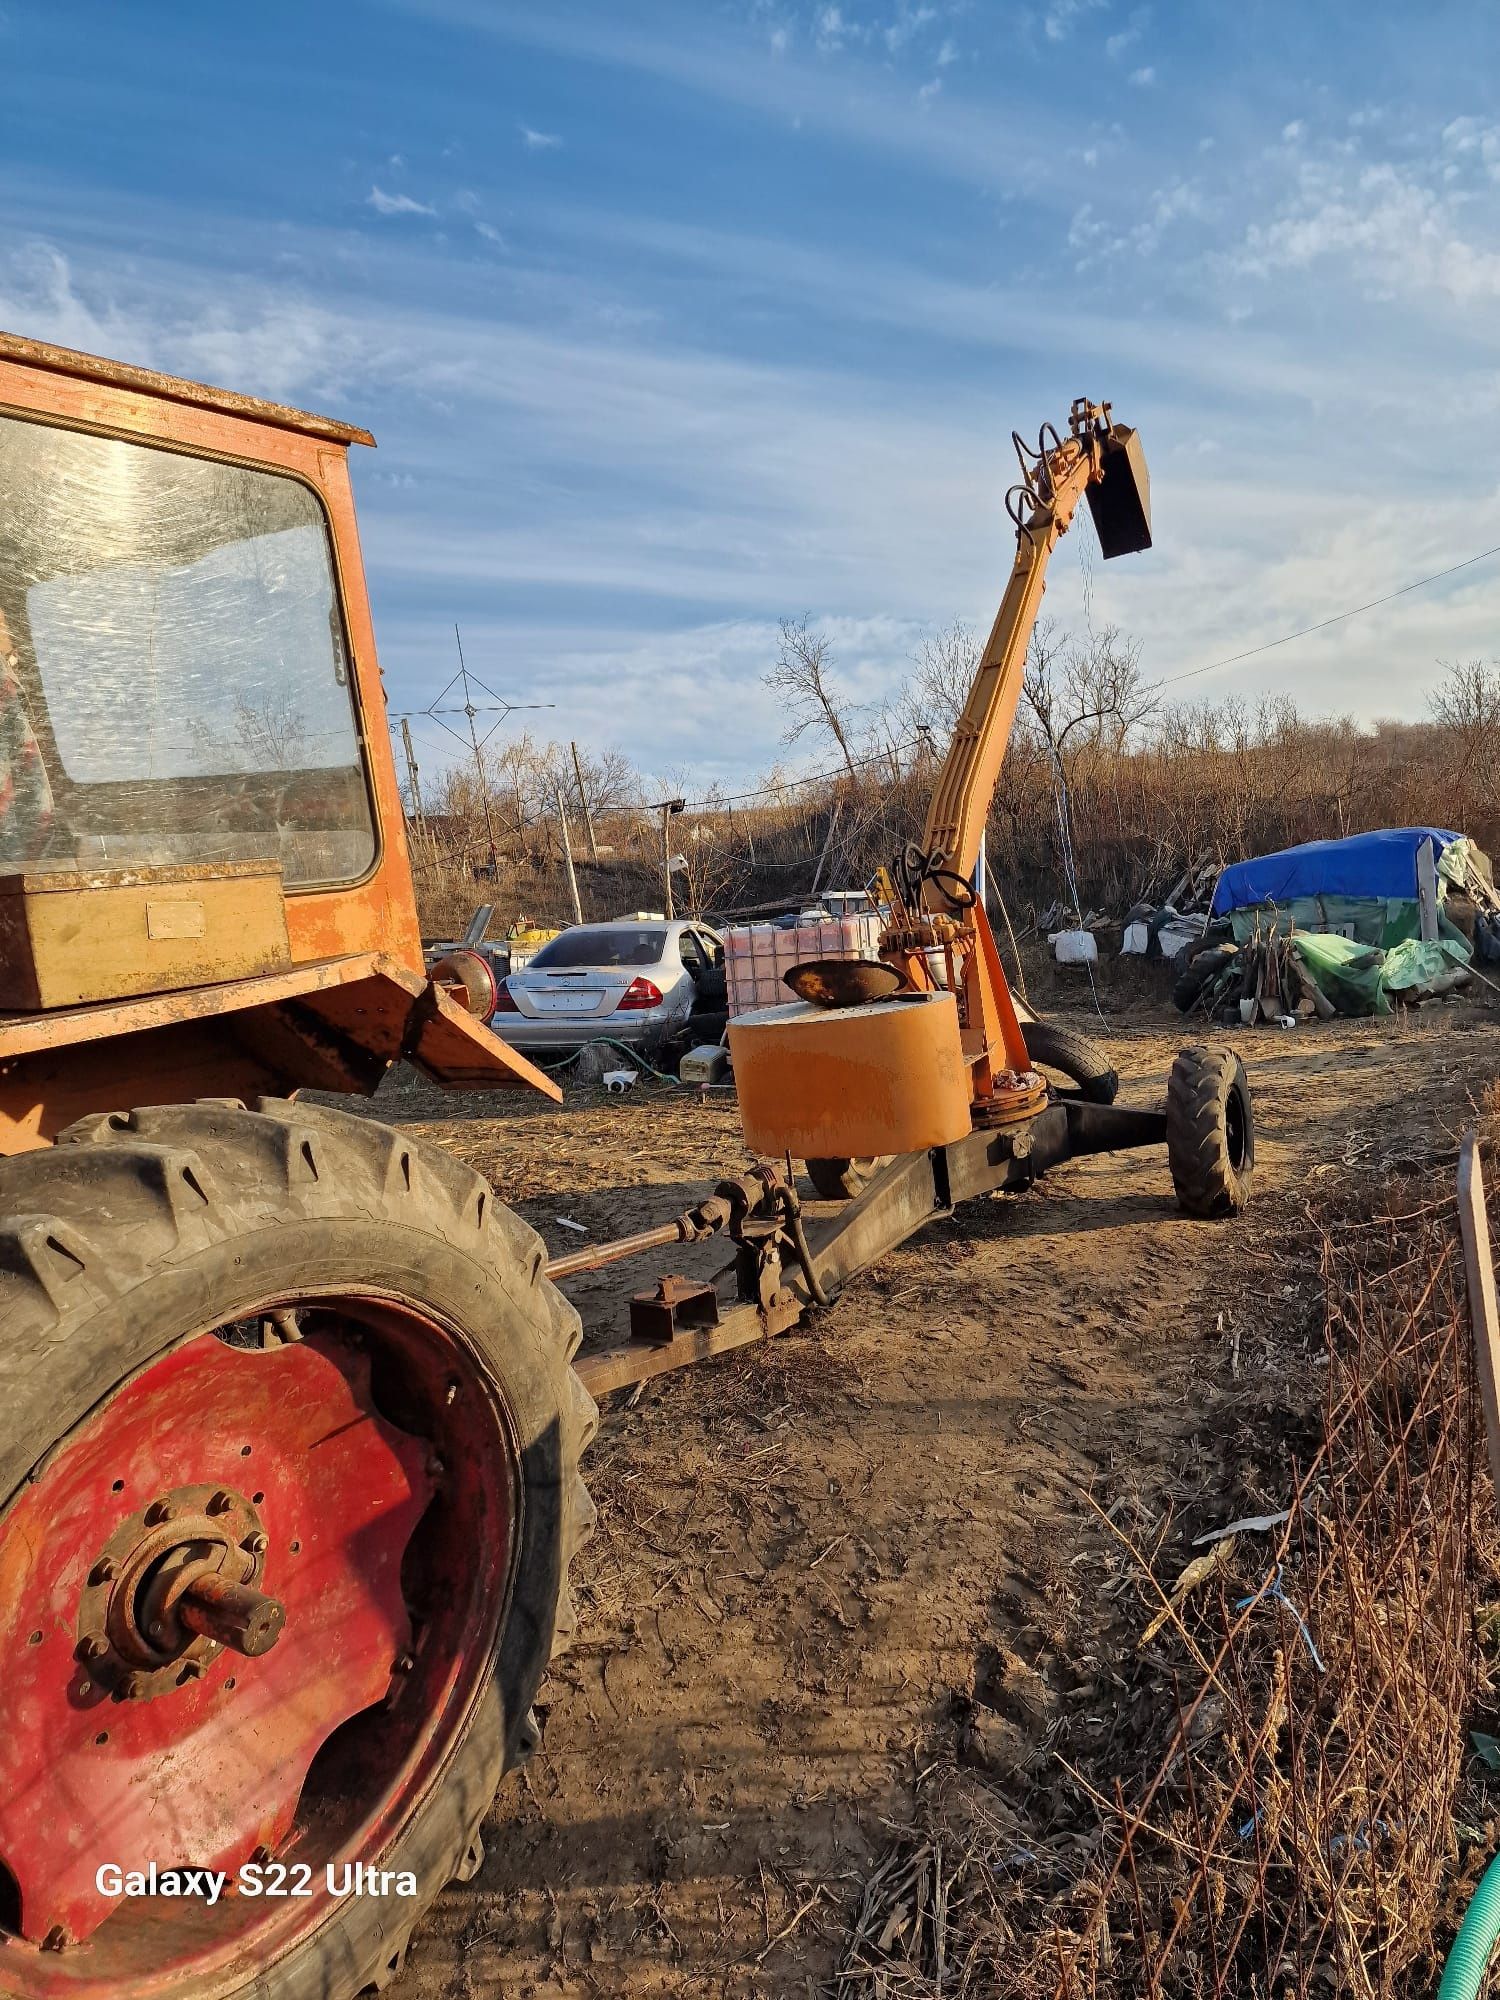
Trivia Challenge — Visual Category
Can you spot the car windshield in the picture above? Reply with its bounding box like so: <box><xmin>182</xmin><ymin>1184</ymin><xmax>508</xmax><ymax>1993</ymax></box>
<box><xmin>528</xmin><ymin>927</ymin><xmax>666</xmax><ymax>970</ymax></box>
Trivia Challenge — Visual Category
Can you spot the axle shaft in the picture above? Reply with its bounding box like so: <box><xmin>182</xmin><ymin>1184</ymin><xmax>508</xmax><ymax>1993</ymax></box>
<box><xmin>178</xmin><ymin>1575</ymin><xmax>286</xmax><ymax>1658</ymax></box>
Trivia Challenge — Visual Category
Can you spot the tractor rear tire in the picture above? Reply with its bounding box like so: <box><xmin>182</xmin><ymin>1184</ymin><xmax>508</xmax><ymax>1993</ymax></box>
<box><xmin>0</xmin><ymin>1097</ymin><xmax>595</xmax><ymax>2000</ymax></box>
<box><xmin>1166</xmin><ymin>1046</ymin><xmax>1254</xmax><ymax>1217</ymax></box>
<box><xmin>1023</xmin><ymin>1019</ymin><xmax>1119</xmax><ymax>1105</ymax></box>
<box><xmin>805</xmin><ymin>1156</ymin><xmax>892</xmax><ymax>1201</ymax></box>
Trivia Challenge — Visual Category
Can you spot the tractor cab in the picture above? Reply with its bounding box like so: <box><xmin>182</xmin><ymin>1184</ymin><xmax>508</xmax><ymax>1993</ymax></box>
<box><xmin>0</xmin><ymin>331</ymin><xmax>556</xmax><ymax>1148</ymax></box>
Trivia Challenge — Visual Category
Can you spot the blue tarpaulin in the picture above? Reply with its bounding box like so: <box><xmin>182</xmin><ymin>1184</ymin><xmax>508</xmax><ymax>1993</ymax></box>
<box><xmin>1211</xmin><ymin>828</ymin><xmax>1460</xmax><ymax>917</ymax></box>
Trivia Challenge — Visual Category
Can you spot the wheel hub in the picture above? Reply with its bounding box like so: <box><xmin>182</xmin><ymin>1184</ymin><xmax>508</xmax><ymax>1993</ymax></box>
<box><xmin>0</xmin><ymin>1330</ymin><xmax>434</xmax><ymax>1948</ymax></box>
<box><xmin>76</xmin><ymin>1484</ymin><xmax>282</xmax><ymax>1699</ymax></box>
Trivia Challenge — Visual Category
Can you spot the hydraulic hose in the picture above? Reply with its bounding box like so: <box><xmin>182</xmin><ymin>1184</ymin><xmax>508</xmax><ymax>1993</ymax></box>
<box><xmin>1438</xmin><ymin>1849</ymin><xmax>1500</xmax><ymax>2000</ymax></box>
<box><xmin>776</xmin><ymin>1187</ymin><xmax>830</xmax><ymax>1309</ymax></box>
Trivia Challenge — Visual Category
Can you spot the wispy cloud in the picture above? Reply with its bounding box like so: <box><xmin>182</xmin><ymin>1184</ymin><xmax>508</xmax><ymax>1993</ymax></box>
<box><xmin>815</xmin><ymin>6</ymin><xmax>849</xmax><ymax>53</ymax></box>
<box><xmin>1234</xmin><ymin>123</ymin><xmax>1500</xmax><ymax>307</ymax></box>
<box><xmin>12</xmin><ymin>8</ymin><xmax>1500</xmax><ymax>777</ymax></box>
<box><xmin>520</xmin><ymin>124</ymin><xmax>563</xmax><ymax>150</ymax></box>
<box><xmin>388</xmin><ymin>0</ymin><xmax>1090</xmax><ymax>211</ymax></box>
<box><xmin>884</xmin><ymin>4</ymin><xmax>937</xmax><ymax>54</ymax></box>
<box><xmin>1129</xmin><ymin>65</ymin><xmax>1156</xmax><ymax>86</ymax></box>
<box><xmin>1044</xmin><ymin>0</ymin><xmax>1106</xmax><ymax>43</ymax></box>
<box><xmin>1105</xmin><ymin>6</ymin><xmax>1150</xmax><ymax>59</ymax></box>
<box><xmin>367</xmin><ymin>185</ymin><xmax>437</xmax><ymax>216</ymax></box>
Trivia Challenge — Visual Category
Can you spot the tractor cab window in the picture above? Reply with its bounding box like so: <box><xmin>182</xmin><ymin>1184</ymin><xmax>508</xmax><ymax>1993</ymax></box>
<box><xmin>0</xmin><ymin>412</ymin><xmax>376</xmax><ymax>887</ymax></box>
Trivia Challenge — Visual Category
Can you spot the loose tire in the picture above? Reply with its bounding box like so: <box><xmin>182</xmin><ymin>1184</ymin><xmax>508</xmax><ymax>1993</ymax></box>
<box><xmin>0</xmin><ymin>1097</ymin><xmax>595</xmax><ymax>2000</ymax></box>
<box><xmin>1022</xmin><ymin>1019</ymin><xmax>1119</xmax><ymax>1105</ymax></box>
<box><xmin>1166</xmin><ymin>1046</ymin><xmax>1254</xmax><ymax>1217</ymax></box>
<box><xmin>805</xmin><ymin>1155</ymin><xmax>892</xmax><ymax>1201</ymax></box>
<box><xmin>1173</xmin><ymin>943</ymin><xmax>1238</xmax><ymax>1014</ymax></box>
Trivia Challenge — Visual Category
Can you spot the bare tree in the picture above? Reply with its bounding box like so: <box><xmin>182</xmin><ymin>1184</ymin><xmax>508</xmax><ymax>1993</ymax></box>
<box><xmin>765</xmin><ymin>616</ymin><xmax>860</xmax><ymax>781</ymax></box>
<box><xmin>1023</xmin><ymin>622</ymin><xmax>1155</xmax><ymax>770</ymax></box>
<box><xmin>905</xmin><ymin>619</ymin><xmax>980</xmax><ymax>739</ymax></box>
<box><xmin>1429</xmin><ymin>658</ymin><xmax>1500</xmax><ymax>821</ymax></box>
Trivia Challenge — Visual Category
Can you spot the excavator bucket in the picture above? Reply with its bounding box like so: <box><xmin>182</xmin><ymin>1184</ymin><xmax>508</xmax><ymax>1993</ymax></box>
<box><xmin>1086</xmin><ymin>424</ymin><xmax>1152</xmax><ymax>558</ymax></box>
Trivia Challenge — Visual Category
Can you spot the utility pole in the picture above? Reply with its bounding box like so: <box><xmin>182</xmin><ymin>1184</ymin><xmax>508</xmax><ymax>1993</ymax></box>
<box><xmin>397</xmin><ymin>717</ymin><xmax>429</xmax><ymax>858</ymax></box>
<box><xmin>809</xmin><ymin>799</ymin><xmax>841</xmax><ymax>900</ymax></box>
<box><xmin>653</xmin><ymin>797</ymin><xmax>685</xmax><ymax>920</ymax></box>
<box><xmin>570</xmin><ymin>740</ymin><xmax>599</xmax><ymax>861</ymax></box>
<box><xmin>556</xmin><ymin>786</ymin><xmax>584</xmax><ymax>926</ymax></box>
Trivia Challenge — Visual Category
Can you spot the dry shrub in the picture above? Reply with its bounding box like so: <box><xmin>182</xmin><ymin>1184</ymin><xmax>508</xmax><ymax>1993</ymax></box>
<box><xmin>407</xmin><ymin>657</ymin><xmax>1500</xmax><ymax>936</ymax></box>
<box><xmin>834</xmin><ymin>1174</ymin><xmax>1494</xmax><ymax>2000</ymax></box>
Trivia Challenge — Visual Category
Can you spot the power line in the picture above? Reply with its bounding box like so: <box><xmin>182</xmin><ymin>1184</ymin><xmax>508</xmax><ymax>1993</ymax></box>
<box><xmin>1147</xmin><ymin>541</ymin><xmax>1500</xmax><ymax>694</ymax></box>
<box><xmin>656</xmin><ymin>735</ymin><xmax>925</xmax><ymax>812</ymax></box>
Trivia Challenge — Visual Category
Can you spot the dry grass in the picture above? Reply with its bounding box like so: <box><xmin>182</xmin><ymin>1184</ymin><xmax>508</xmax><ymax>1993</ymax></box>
<box><xmin>826</xmin><ymin>1168</ymin><xmax>1500</xmax><ymax>2000</ymax></box>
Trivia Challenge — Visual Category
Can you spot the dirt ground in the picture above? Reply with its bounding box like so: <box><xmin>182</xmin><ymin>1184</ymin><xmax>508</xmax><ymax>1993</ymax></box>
<box><xmin>370</xmin><ymin>1000</ymin><xmax>1500</xmax><ymax>1999</ymax></box>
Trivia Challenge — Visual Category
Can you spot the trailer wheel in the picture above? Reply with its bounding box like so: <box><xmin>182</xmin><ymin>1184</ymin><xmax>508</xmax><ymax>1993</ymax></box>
<box><xmin>1022</xmin><ymin>1019</ymin><xmax>1119</xmax><ymax>1105</ymax></box>
<box><xmin>805</xmin><ymin>1156</ymin><xmax>892</xmax><ymax>1201</ymax></box>
<box><xmin>0</xmin><ymin>1097</ymin><xmax>595</xmax><ymax>2000</ymax></box>
<box><xmin>1166</xmin><ymin>1046</ymin><xmax>1254</xmax><ymax>1217</ymax></box>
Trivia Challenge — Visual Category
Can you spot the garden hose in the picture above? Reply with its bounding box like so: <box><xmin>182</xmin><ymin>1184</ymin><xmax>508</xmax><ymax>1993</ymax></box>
<box><xmin>1438</xmin><ymin>1849</ymin><xmax>1500</xmax><ymax>1999</ymax></box>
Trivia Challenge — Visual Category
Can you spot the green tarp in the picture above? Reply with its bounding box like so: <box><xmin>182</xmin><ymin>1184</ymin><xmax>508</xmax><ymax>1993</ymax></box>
<box><xmin>1285</xmin><ymin>930</ymin><xmax>1472</xmax><ymax>1017</ymax></box>
<box><xmin>1228</xmin><ymin>896</ymin><xmax>1428</xmax><ymax>949</ymax></box>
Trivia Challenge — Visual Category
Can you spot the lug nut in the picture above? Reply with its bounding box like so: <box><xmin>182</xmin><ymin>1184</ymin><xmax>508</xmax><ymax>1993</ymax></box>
<box><xmin>143</xmin><ymin>1500</ymin><xmax>174</xmax><ymax>1527</ymax></box>
<box><xmin>242</xmin><ymin>1531</ymin><xmax>269</xmax><ymax>1556</ymax></box>
<box><xmin>89</xmin><ymin>1557</ymin><xmax>115</xmax><ymax>1586</ymax></box>
<box><xmin>207</xmin><ymin>1490</ymin><xmax>233</xmax><ymax>1515</ymax></box>
<box><xmin>76</xmin><ymin>1635</ymin><xmax>110</xmax><ymax>1663</ymax></box>
<box><xmin>114</xmin><ymin>1672</ymin><xmax>142</xmax><ymax>1701</ymax></box>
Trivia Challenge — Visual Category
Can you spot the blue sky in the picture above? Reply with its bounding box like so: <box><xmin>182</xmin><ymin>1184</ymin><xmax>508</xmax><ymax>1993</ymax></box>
<box><xmin>4</xmin><ymin>1</ymin><xmax>1500</xmax><ymax>787</ymax></box>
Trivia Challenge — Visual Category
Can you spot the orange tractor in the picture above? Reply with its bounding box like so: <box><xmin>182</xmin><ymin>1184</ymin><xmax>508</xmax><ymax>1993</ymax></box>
<box><xmin>0</xmin><ymin>338</ymin><xmax>1250</xmax><ymax>2000</ymax></box>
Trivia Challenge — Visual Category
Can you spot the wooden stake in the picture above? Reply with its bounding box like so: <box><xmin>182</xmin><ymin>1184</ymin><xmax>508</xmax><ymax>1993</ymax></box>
<box><xmin>1458</xmin><ymin>1129</ymin><xmax>1500</xmax><ymax>1498</ymax></box>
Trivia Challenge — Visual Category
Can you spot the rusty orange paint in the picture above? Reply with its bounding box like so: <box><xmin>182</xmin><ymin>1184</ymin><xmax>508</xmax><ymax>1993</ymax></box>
<box><xmin>0</xmin><ymin>954</ymin><xmax>560</xmax><ymax>1153</ymax></box>
<box><xmin>729</xmin><ymin>991</ymin><xmax>972</xmax><ymax>1162</ymax></box>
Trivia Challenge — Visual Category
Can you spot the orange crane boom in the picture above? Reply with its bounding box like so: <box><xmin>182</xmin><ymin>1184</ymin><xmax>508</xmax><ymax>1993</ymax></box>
<box><xmin>920</xmin><ymin>397</ymin><xmax>1151</xmax><ymax>894</ymax></box>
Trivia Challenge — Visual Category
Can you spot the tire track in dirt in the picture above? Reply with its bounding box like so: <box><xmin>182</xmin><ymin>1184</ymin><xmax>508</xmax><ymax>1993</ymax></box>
<box><xmin>371</xmin><ymin>1007</ymin><xmax>1500</xmax><ymax>1997</ymax></box>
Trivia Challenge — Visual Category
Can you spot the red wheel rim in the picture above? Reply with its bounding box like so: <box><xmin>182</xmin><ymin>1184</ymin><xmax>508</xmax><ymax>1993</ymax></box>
<box><xmin>0</xmin><ymin>1293</ymin><xmax>519</xmax><ymax>1996</ymax></box>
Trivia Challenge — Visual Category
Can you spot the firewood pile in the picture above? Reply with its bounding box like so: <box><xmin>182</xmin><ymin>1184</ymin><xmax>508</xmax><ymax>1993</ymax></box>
<box><xmin>1173</xmin><ymin>922</ymin><xmax>1336</xmax><ymax>1025</ymax></box>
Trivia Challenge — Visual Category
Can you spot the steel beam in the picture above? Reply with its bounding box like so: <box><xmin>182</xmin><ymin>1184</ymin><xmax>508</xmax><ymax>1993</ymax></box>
<box><xmin>566</xmin><ymin>1092</ymin><xmax>1173</xmax><ymax>1397</ymax></box>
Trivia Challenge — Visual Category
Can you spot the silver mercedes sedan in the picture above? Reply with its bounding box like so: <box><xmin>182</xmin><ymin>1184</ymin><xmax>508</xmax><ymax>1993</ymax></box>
<box><xmin>488</xmin><ymin>918</ymin><xmax>726</xmax><ymax>1055</ymax></box>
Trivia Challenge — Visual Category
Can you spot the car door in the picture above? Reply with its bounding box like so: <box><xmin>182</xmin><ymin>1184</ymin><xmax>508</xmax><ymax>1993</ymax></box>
<box><xmin>690</xmin><ymin>927</ymin><xmax>727</xmax><ymax>1008</ymax></box>
<box><xmin>674</xmin><ymin>927</ymin><xmax>708</xmax><ymax>1026</ymax></box>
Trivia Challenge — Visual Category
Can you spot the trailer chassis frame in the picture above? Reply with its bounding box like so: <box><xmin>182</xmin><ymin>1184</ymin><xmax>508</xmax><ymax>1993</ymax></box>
<box><xmin>567</xmin><ymin>1098</ymin><xmax>1168</xmax><ymax>1400</ymax></box>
